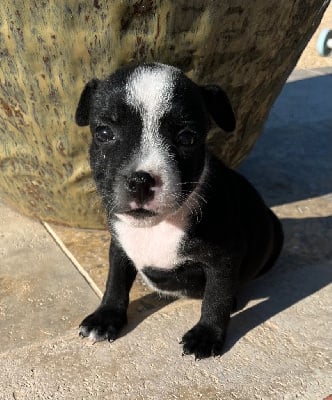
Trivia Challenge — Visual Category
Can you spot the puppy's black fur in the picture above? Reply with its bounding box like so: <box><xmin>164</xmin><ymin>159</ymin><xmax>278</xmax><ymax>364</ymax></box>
<box><xmin>76</xmin><ymin>63</ymin><xmax>283</xmax><ymax>359</ymax></box>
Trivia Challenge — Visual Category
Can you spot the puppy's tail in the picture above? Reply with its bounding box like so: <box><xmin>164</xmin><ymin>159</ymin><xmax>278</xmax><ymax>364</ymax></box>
<box><xmin>257</xmin><ymin>210</ymin><xmax>284</xmax><ymax>277</ymax></box>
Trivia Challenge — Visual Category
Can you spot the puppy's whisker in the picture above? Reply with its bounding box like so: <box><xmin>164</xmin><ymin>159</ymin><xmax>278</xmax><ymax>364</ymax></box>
<box><xmin>175</xmin><ymin>181</ymin><xmax>201</xmax><ymax>186</ymax></box>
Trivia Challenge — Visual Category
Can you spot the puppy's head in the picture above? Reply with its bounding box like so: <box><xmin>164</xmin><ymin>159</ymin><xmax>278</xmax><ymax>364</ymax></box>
<box><xmin>76</xmin><ymin>63</ymin><xmax>235</xmax><ymax>225</ymax></box>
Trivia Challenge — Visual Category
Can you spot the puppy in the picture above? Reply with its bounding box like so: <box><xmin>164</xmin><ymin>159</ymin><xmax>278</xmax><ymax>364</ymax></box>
<box><xmin>76</xmin><ymin>63</ymin><xmax>283</xmax><ymax>359</ymax></box>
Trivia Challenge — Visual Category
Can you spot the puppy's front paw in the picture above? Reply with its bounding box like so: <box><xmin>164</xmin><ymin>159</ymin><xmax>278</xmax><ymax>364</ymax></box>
<box><xmin>79</xmin><ymin>306</ymin><xmax>127</xmax><ymax>342</ymax></box>
<box><xmin>181</xmin><ymin>323</ymin><xmax>225</xmax><ymax>359</ymax></box>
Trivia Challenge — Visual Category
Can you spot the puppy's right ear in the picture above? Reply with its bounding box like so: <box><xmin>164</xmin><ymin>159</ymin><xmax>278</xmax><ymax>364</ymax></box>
<box><xmin>200</xmin><ymin>85</ymin><xmax>236</xmax><ymax>133</ymax></box>
<box><xmin>75</xmin><ymin>79</ymin><xmax>99</xmax><ymax>126</ymax></box>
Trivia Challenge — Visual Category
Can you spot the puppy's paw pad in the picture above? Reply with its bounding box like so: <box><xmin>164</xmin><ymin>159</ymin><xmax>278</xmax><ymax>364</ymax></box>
<box><xmin>181</xmin><ymin>323</ymin><xmax>225</xmax><ymax>359</ymax></box>
<box><xmin>79</xmin><ymin>306</ymin><xmax>127</xmax><ymax>343</ymax></box>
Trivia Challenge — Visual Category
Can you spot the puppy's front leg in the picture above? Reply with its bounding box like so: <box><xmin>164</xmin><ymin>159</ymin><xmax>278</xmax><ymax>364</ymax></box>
<box><xmin>181</xmin><ymin>262</ymin><xmax>237</xmax><ymax>359</ymax></box>
<box><xmin>79</xmin><ymin>239</ymin><xmax>137</xmax><ymax>342</ymax></box>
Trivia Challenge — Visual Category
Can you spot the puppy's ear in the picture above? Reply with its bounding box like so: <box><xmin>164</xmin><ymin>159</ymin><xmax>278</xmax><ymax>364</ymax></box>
<box><xmin>75</xmin><ymin>79</ymin><xmax>99</xmax><ymax>126</ymax></box>
<box><xmin>200</xmin><ymin>85</ymin><xmax>236</xmax><ymax>132</ymax></box>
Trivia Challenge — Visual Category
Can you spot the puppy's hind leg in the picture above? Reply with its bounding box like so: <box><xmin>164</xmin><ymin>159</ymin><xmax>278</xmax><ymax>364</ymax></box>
<box><xmin>256</xmin><ymin>210</ymin><xmax>284</xmax><ymax>278</ymax></box>
<box><xmin>142</xmin><ymin>262</ymin><xmax>206</xmax><ymax>298</ymax></box>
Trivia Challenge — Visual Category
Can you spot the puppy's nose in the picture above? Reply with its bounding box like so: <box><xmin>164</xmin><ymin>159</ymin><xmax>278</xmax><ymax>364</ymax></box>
<box><xmin>125</xmin><ymin>171</ymin><xmax>156</xmax><ymax>203</ymax></box>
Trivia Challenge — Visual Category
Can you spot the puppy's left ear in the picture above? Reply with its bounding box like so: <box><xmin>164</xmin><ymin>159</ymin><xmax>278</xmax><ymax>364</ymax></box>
<box><xmin>200</xmin><ymin>85</ymin><xmax>236</xmax><ymax>132</ymax></box>
<box><xmin>75</xmin><ymin>79</ymin><xmax>99</xmax><ymax>126</ymax></box>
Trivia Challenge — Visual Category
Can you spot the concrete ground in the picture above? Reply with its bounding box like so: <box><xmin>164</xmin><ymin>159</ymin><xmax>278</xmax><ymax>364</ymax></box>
<box><xmin>1</xmin><ymin>11</ymin><xmax>332</xmax><ymax>400</ymax></box>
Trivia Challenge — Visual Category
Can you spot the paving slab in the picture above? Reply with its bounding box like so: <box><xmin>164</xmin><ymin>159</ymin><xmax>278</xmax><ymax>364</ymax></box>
<box><xmin>0</xmin><ymin>260</ymin><xmax>331</xmax><ymax>400</ymax></box>
<box><xmin>0</xmin><ymin>197</ymin><xmax>100</xmax><ymax>352</ymax></box>
<box><xmin>0</xmin><ymin>67</ymin><xmax>332</xmax><ymax>400</ymax></box>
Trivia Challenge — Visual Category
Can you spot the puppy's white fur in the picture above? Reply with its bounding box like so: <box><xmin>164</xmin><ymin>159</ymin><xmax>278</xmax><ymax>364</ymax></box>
<box><xmin>114</xmin><ymin>211</ymin><xmax>187</xmax><ymax>272</ymax></box>
<box><xmin>125</xmin><ymin>65</ymin><xmax>180</xmax><ymax>218</ymax></box>
<box><xmin>125</xmin><ymin>64</ymin><xmax>177</xmax><ymax>142</ymax></box>
<box><xmin>114</xmin><ymin>161</ymin><xmax>209</xmax><ymax>284</ymax></box>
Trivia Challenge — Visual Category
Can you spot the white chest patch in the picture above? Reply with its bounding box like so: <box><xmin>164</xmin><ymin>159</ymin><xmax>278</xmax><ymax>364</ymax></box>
<box><xmin>114</xmin><ymin>216</ymin><xmax>187</xmax><ymax>271</ymax></box>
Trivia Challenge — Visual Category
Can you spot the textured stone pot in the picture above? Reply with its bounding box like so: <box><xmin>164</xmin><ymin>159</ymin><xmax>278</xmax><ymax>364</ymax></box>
<box><xmin>0</xmin><ymin>1</ymin><xmax>329</xmax><ymax>228</ymax></box>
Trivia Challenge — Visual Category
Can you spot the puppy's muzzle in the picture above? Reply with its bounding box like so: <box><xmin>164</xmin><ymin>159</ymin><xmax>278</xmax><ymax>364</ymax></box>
<box><xmin>125</xmin><ymin>171</ymin><xmax>156</xmax><ymax>205</ymax></box>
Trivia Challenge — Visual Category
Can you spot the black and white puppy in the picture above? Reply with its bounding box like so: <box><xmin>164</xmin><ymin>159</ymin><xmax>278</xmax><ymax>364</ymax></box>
<box><xmin>76</xmin><ymin>62</ymin><xmax>283</xmax><ymax>359</ymax></box>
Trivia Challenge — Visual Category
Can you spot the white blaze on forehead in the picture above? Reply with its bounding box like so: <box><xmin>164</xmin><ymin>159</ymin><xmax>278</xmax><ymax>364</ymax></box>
<box><xmin>124</xmin><ymin>65</ymin><xmax>181</xmax><ymax>214</ymax></box>
<box><xmin>125</xmin><ymin>65</ymin><xmax>177</xmax><ymax>137</ymax></box>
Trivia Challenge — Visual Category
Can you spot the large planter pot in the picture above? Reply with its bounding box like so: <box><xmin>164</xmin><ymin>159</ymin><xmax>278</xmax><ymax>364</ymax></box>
<box><xmin>0</xmin><ymin>1</ymin><xmax>329</xmax><ymax>228</ymax></box>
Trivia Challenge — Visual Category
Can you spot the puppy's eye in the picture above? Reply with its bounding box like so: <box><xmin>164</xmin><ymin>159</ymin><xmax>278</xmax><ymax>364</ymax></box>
<box><xmin>94</xmin><ymin>126</ymin><xmax>115</xmax><ymax>143</ymax></box>
<box><xmin>176</xmin><ymin>129</ymin><xmax>197</xmax><ymax>147</ymax></box>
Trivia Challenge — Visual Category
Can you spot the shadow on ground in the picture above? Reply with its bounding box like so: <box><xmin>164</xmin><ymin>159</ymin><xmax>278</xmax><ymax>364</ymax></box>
<box><xmin>238</xmin><ymin>72</ymin><xmax>332</xmax><ymax>206</ymax></box>
<box><xmin>226</xmin><ymin>215</ymin><xmax>332</xmax><ymax>352</ymax></box>
<box><xmin>227</xmin><ymin>70</ymin><xmax>332</xmax><ymax>350</ymax></box>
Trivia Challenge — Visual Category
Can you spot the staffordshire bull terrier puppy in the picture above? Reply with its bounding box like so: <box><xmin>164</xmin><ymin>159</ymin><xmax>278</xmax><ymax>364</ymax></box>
<box><xmin>75</xmin><ymin>62</ymin><xmax>283</xmax><ymax>359</ymax></box>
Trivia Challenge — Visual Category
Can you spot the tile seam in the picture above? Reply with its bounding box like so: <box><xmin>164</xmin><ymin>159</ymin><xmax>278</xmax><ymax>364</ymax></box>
<box><xmin>41</xmin><ymin>221</ymin><xmax>103</xmax><ymax>299</ymax></box>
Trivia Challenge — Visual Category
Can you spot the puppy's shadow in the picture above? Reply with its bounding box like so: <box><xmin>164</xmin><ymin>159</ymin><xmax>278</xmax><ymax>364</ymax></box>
<box><xmin>224</xmin><ymin>215</ymin><xmax>332</xmax><ymax>353</ymax></box>
<box><xmin>118</xmin><ymin>217</ymin><xmax>332</xmax><ymax>350</ymax></box>
<box><xmin>119</xmin><ymin>292</ymin><xmax>175</xmax><ymax>338</ymax></box>
<box><xmin>228</xmin><ymin>71</ymin><xmax>332</xmax><ymax>352</ymax></box>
